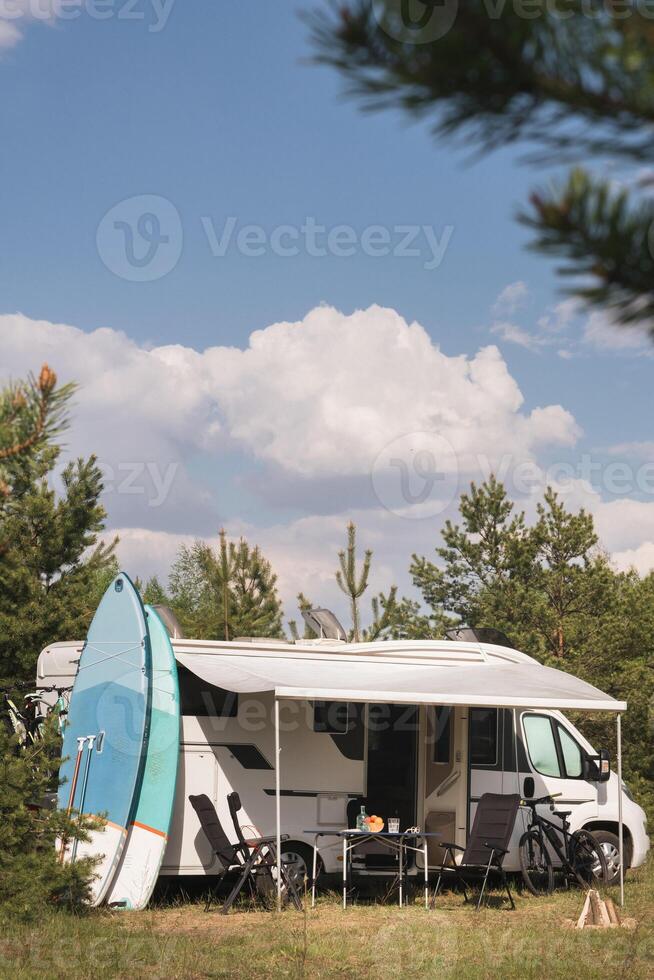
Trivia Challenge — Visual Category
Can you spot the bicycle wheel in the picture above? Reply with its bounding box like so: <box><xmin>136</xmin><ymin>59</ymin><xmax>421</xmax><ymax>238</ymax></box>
<box><xmin>569</xmin><ymin>830</ymin><xmax>608</xmax><ymax>888</ymax></box>
<box><xmin>519</xmin><ymin>830</ymin><xmax>554</xmax><ymax>896</ymax></box>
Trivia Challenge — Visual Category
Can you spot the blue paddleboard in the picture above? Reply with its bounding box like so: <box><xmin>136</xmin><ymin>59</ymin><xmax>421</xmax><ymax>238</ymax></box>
<box><xmin>105</xmin><ymin>605</ymin><xmax>180</xmax><ymax>909</ymax></box>
<box><xmin>58</xmin><ymin>573</ymin><xmax>151</xmax><ymax>905</ymax></box>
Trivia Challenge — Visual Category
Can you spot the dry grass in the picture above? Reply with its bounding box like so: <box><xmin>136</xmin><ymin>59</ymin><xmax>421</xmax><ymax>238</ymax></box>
<box><xmin>1</xmin><ymin>862</ymin><xmax>652</xmax><ymax>979</ymax></box>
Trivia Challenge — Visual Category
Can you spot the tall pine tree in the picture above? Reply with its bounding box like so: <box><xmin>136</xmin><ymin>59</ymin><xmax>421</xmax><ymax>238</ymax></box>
<box><xmin>0</xmin><ymin>366</ymin><xmax>116</xmax><ymax>687</ymax></box>
<box><xmin>167</xmin><ymin>530</ymin><xmax>284</xmax><ymax>640</ymax></box>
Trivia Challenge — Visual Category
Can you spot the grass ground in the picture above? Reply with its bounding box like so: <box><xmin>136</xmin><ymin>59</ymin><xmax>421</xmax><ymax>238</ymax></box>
<box><xmin>1</xmin><ymin>862</ymin><xmax>652</xmax><ymax>980</ymax></box>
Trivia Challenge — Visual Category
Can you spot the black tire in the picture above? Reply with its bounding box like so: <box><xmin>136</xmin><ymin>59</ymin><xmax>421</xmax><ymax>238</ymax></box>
<box><xmin>586</xmin><ymin>830</ymin><xmax>624</xmax><ymax>886</ymax></box>
<box><xmin>255</xmin><ymin>841</ymin><xmax>317</xmax><ymax>900</ymax></box>
<box><xmin>519</xmin><ymin>830</ymin><xmax>554</xmax><ymax>896</ymax></box>
<box><xmin>570</xmin><ymin>829</ymin><xmax>608</xmax><ymax>888</ymax></box>
<box><xmin>280</xmin><ymin>842</ymin><xmax>316</xmax><ymax>890</ymax></box>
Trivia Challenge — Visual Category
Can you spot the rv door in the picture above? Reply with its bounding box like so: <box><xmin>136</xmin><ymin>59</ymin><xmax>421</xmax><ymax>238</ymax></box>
<box><xmin>519</xmin><ymin>712</ymin><xmax>599</xmax><ymax>847</ymax></box>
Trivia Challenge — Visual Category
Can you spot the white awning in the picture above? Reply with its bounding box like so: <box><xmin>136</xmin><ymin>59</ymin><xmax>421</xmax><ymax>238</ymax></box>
<box><xmin>175</xmin><ymin>649</ymin><xmax>625</xmax><ymax>712</ymax></box>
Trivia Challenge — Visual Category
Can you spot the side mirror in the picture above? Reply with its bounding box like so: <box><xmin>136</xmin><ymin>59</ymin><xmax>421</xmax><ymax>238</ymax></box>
<box><xmin>523</xmin><ymin>776</ymin><xmax>535</xmax><ymax>798</ymax></box>
<box><xmin>584</xmin><ymin>748</ymin><xmax>611</xmax><ymax>783</ymax></box>
<box><xmin>597</xmin><ymin>748</ymin><xmax>611</xmax><ymax>782</ymax></box>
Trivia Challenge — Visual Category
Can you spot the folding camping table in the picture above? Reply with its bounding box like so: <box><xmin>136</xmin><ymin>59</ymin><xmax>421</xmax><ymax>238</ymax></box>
<box><xmin>304</xmin><ymin>830</ymin><xmax>441</xmax><ymax>910</ymax></box>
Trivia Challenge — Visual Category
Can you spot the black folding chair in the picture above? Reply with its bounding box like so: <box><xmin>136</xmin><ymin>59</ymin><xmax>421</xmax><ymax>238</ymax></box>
<box><xmin>227</xmin><ymin>790</ymin><xmax>303</xmax><ymax>910</ymax></box>
<box><xmin>434</xmin><ymin>793</ymin><xmax>520</xmax><ymax>910</ymax></box>
<box><xmin>189</xmin><ymin>794</ymin><xmax>301</xmax><ymax>913</ymax></box>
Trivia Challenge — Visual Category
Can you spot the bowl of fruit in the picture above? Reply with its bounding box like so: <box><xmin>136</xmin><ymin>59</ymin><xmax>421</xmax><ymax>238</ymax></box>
<box><xmin>363</xmin><ymin>815</ymin><xmax>384</xmax><ymax>833</ymax></box>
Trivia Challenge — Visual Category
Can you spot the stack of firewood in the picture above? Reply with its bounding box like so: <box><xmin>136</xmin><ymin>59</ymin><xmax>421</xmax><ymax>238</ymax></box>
<box><xmin>576</xmin><ymin>889</ymin><xmax>622</xmax><ymax>929</ymax></box>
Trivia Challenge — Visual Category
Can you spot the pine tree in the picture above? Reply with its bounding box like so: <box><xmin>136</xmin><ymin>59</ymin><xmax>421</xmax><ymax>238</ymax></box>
<box><xmin>0</xmin><ymin>716</ymin><xmax>99</xmax><ymax>919</ymax></box>
<box><xmin>288</xmin><ymin>592</ymin><xmax>317</xmax><ymax>641</ymax></box>
<box><xmin>168</xmin><ymin>531</ymin><xmax>284</xmax><ymax>640</ymax></box>
<box><xmin>312</xmin><ymin>5</ymin><xmax>654</xmax><ymax>334</ymax></box>
<box><xmin>138</xmin><ymin>576</ymin><xmax>171</xmax><ymax>606</ymax></box>
<box><xmin>529</xmin><ymin>489</ymin><xmax>614</xmax><ymax>660</ymax></box>
<box><xmin>0</xmin><ymin>367</ymin><xmax>116</xmax><ymax>687</ymax></box>
<box><xmin>410</xmin><ymin>477</ymin><xmax>654</xmax><ymax>818</ymax></box>
<box><xmin>335</xmin><ymin>521</ymin><xmax>372</xmax><ymax>642</ymax></box>
<box><xmin>411</xmin><ymin>476</ymin><xmax>536</xmax><ymax>646</ymax></box>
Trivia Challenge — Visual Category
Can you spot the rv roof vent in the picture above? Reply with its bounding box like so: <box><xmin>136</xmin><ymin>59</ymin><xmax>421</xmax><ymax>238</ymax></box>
<box><xmin>445</xmin><ymin>626</ymin><xmax>515</xmax><ymax>649</ymax></box>
<box><xmin>152</xmin><ymin>605</ymin><xmax>185</xmax><ymax>639</ymax></box>
<box><xmin>301</xmin><ymin>608</ymin><xmax>347</xmax><ymax>642</ymax></box>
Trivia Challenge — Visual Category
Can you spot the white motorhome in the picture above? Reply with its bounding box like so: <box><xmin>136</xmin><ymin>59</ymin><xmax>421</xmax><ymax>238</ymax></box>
<box><xmin>37</xmin><ymin>631</ymin><xmax>649</xmax><ymax>888</ymax></box>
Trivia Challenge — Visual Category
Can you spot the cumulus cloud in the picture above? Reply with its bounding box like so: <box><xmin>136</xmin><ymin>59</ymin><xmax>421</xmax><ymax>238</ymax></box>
<box><xmin>492</xmin><ymin>281</ymin><xmax>528</xmax><ymax>317</ymax></box>
<box><xmin>612</xmin><ymin>541</ymin><xmax>654</xmax><ymax>576</ymax></box>
<box><xmin>0</xmin><ymin>306</ymin><xmax>580</xmax><ymax>486</ymax></box>
<box><xmin>12</xmin><ymin>304</ymin><xmax>654</xmax><ymax>614</ymax></box>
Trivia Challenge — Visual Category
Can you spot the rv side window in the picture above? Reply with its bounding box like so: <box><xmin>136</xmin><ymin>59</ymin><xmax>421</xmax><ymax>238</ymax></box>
<box><xmin>177</xmin><ymin>663</ymin><xmax>238</xmax><ymax>717</ymax></box>
<box><xmin>313</xmin><ymin>701</ymin><xmax>354</xmax><ymax>734</ymax></box>
<box><xmin>433</xmin><ymin>706</ymin><xmax>452</xmax><ymax>764</ymax></box>
<box><xmin>523</xmin><ymin>715</ymin><xmax>561</xmax><ymax>778</ymax></box>
<box><xmin>557</xmin><ymin>723</ymin><xmax>583</xmax><ymax>778</ymax></box>
<box><xmin>469</xmin><ymin>708</ymin><xmax>498</xmax><ymax>766</ymax></box>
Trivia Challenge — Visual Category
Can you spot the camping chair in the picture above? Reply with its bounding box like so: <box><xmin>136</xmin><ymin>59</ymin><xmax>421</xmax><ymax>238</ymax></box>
<box><xmin>189</xmin><ymin>793</ymin><xmax>257</xmax><ymax>913</ymax></box>
<box><xmin>227</xmin><ymin>790</ymin><xmax>303</xmax><ymax>910</ymax></box>
<box><xmin>434</xmin><ymin>793</ymin><xmax>521</xmax><ymax>910</ymax></box>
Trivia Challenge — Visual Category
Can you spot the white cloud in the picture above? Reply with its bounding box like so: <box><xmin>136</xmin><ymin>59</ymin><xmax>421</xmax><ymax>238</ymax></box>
<box><xmin>537</xmin><ymin>298</ymin><xmax>579</xmax><ymax>333</ymax></box>
<box><xmin>0</xmin><ymin>17</ymin><xmax>21</xmax><ymax>47</ymax></box>
<box><xmin>108</xmin><ymin>506</ymin><xmax>438</xmax><ymax>624</ymax></box>
<box><xmin>0</xmin><ymin>0</ymin><xmax>61</xmax><ymax>50</ymax></box>
<box><xmin>490</xmin><ymin>321</ymin><xmax>544</xmax><ymax>352</ymax></box>
<box><xmin>612</xmin><ymin>542</ymin><xmax>654</xmax><ymax>576</ymax></box>
<box><xmin>604</xmin><ymin>441</ymin><xmax>654</xmax><ymax>461</ymax></box>
<box><xmin>582</xmin><ymin>311</ymin><xmax>651</xmax><ymax>353</ymax></box>
<box><xmin>0</xmin><ymin>306</ymin><xmax>579</xmax><ymax>486</ymax></box>
<box><xmin>492</xmin><ymin>281</ymin><xmax>528</xmax><ymax>317</ymax></box>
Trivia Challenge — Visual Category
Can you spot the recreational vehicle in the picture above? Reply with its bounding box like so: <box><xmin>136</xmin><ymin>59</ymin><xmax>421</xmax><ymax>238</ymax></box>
<box><xmin>37</xmin><ymin>629</ymin><xmax>649</xmax><ymax>890</ymax></box>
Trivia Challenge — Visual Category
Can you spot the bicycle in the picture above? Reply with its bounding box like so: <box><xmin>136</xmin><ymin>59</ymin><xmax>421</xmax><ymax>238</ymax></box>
<box><xmin>518</xmin><ymin>794</ymin><xmax>608</xmax><ymax>896</ymax></box>
<box><xmin>1</xmin><ymin>685</ymin><xmax>70</xmax><ymax>747</ymax></box>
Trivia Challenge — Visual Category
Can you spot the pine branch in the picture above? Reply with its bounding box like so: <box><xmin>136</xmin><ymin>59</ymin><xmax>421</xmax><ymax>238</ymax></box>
<box><xmin>521</xmin><ymin>168</ymin><xmax>654</xmax><ymax>328</ymax></box>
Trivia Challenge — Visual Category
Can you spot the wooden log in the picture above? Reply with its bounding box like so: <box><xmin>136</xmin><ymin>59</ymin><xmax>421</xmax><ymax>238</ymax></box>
<box><xmin>589</xmin><ymin>889</ymin><xmax>602</xmax><ymax>926</ymax></box>
<box><xmin>576</xmin><ymin>891</ymin><xmax>592</xmax><ymax>929</ymax></box>
<box><xmin>605</xmin><ymin>897</ymin><xmax>621</xmax><ymax>927</ymax></box>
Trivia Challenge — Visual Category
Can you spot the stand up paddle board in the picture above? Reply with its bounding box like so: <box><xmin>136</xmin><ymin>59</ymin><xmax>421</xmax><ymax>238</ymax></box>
<box><xmin>105</xmin><ymin>605</ymin><xmax>180</xmax><ymax>909</ymax></box>
<box><xmin>58</xmin><ymin>573</ymin><xmax>151</xmax><ymax>906</ymax></box>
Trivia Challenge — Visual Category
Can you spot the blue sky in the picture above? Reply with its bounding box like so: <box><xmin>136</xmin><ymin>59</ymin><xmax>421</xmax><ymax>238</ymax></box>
<box><xmin>1</xmin><ymin>3</ymin><xmax>653</xmax><ymax>623</ymax></box>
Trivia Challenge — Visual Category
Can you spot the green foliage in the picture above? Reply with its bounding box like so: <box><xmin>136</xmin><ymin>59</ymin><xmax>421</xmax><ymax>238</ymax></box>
<box><xmin>0</xmin><ymin>364</ymin><xmax>74</xmax><ymax>490</ymax></box>
<box><xmin>522</xmin><ymin>168</ymin><xmax>654</xmax><ymax>330</ymax></box>
<box><xmin>167</xmin><ymin>530</ymin><xmax>284</xmax><ymax>640</ymax></box>
<box><xmin>0</xmin><ymin>716</ymin><xmax>98</xmax><ymax>920</ymax></box>
<box><xmin>0</xmin><ymin>368</ymin><xmax>116</xmax><ymax>687</ymax></box>
<box><xmin>312</xmin><ymin>3</ymin><xmax>654</xmax><ymax>330</ymax></box>
<box><xmin>288</xmin><ymin>592</ymin><xmax>317</xmax><ymax>640</ymax></box>
<box><xmin>411</xmin><ymin>477</ymin><xmax>654</xmax><ymax>817</ymax></box>
<box><xmin>138</xmin><ymin>575</ymin><xmax>171</xmax><ymax>606</ymax></box>
<box><xmin>336</xmin><ymin>521</ymin><xmax>372</xmax><ymax>641</ymax></box>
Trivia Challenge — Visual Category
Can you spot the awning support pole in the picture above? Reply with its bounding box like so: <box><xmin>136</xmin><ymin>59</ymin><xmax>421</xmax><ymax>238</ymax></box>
<box><xmin>617</xmin><ymin>713</ymin><xmax>624</xmax><ymax>907</ymax></box>
<box><xmin>274</xmin><ymin>697</ymin><xmax>282</xmax><ymax>912</ymax></box>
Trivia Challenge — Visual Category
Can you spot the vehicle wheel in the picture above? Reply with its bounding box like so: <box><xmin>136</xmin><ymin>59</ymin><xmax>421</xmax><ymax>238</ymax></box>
<box><xmin>519</xmin><ymin>830</ymin><xmax>554</xmax><ymax>896</ymax></box>
<box><xmin>570</xmin><ymin>830</ymin><xmax>608</xmax><ymax>888</ymax></box>
<box><xmin>256</xmin><ymin>842</ymin><xmax>317</xmax><ymax>900</ymax></box>
<box><xmin>586</xmin><ymin>831</ymin><xmax>623</xmax><ymax>886</ymax></box>
<box><xmin>281</xmin><ymin>842</ymin><xmax>316</xmax><ymax>890</ymax></box>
